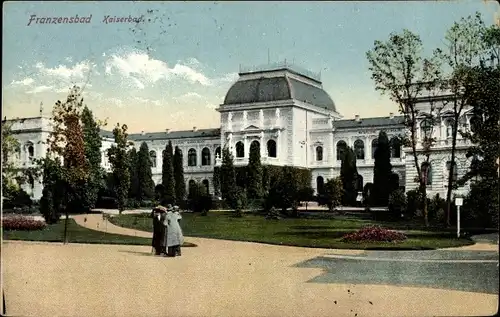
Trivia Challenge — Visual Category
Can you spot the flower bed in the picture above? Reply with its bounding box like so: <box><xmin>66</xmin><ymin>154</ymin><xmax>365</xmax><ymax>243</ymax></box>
<box><xmin>2</xmin><ymin>216</ymin><xmax>46</xmax><ymax>231</ymax></box>
<box><xmin>341</xmin><ymin>225</ymin><xmax>407</xmax><ymax>242</ymax></box>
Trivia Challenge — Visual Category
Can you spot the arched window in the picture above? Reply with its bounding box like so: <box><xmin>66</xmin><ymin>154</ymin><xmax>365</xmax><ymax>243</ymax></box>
<box><xmin>420</xmin><ymin>119</ymin><xmax>433</xmax><ymax>140</ymax></box>
<box><xmin>470</xmin><ymin>115</ymin><xmax>481</xmax><ymax>133</ymax></box>
<box><xmin>250</xmin><ymin>140</ymin><xmax>260</xmax><ymax>155</ymax></box>
<box><xmin>25</xmin><ymin>142</ymin><xmax>35</xmax><ymax>159</ymax></box>
<box><xmin>316</xmin><ymin>176</ymin><xmax>325</xmax><ymax>195</ymax></box>
<box><xmin>267</xmin><ymin>140</ymin><xmax>277</xmax><ymax>158</ymax></box>
<box><xmin>215</xmin><ymin>146</ymin><xmax>221</xmax><ymax>159</ymax></box>
<box><xmin>371</xmin><ymin>139</ymin><xmax>378</xmax><ymax>159</ymax></box>
<box><xmin>390</xmin><ymin>137</ymin><xmax>401</xmax><ymax>158</ymax></box>
<box><xmin>202</xmin><ymin>179</ymin><xmax>209</xmax><ymax>194</ymax></box>
<box><xmin>421</xmin><ymin>162</ymin><xmax>432</xmax><ymax>186</ymax></box>
<box><xmin>235</xmin><ymin>141</ymin><xmax>245</xmax><ymax>158</ymax></box>
<box><xmin>316</xmin><ymin>146</ymin><xmax>323</xmax><ymax>161</ymax></box>
<box><xmin>336</xmin><ymin>141</ymin><xmax>347</xmax><ymax>160</ymax></box>
<box><xmin>149</xmin><ymin>150</ymin><xmax>157</xmax><ymax>168</ymax></box>
<box><xmin>445</xmin><ymin>118</ymin><xmax>455</xmax><ymax>139</ymax></box>
<box><xmin>202</xmin><ymin>147</ymin><xmax>211</xmax><ymax>166</ymax></box>
<box><xmin>188</xmin><ymin>179</ymin><xmax>196</xmax><ymax>196</ymax></box>
<box><xmin>354</xmin><ymin>139</ymin><xmax>365</xmax><ymax>160</ymax></box>
<box><xmin>446</xmin><ymin>161</ymin><xmax>458</xmax><ymax>182</ymax></box>
<box><xmin>188</xmin><ymin>148</ymin><xmax>197</xmax><ymax>166</ymax></box>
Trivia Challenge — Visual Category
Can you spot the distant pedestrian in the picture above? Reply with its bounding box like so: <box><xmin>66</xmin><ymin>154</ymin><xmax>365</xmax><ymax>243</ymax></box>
<box><xmin>151</xmin><ymin>206</ymin><xmax>167</xmax><ymax>255</ymax></box>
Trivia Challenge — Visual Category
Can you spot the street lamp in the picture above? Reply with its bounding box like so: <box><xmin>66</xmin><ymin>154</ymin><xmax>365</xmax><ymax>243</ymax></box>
<box><xmin>455</xmin><ymin>196</ymin><xmax>463</xmax><ymax>238</ymax></box>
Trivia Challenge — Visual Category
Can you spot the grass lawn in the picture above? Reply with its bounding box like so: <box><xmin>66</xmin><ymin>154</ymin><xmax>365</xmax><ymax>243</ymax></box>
<box><xmin>109</xmin><ymin>212</ymin><xmax>475</xmax><ymax>250</ymax></box>
<box><xmin>2</xmin><ymin>218</ymin><xmax>197</xmax><ymax>247</ymax></box>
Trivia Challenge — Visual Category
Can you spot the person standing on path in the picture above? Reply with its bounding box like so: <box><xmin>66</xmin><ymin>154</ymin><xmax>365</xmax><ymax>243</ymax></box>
<box><xmin>151</xmin><ymin>207</ymin><xmax>163</xmax><ymax>255</ymax></box>
<box><xmin>165</xmin><ymin>206</ymin><xmax>184</xmax><ymax>257</ymax></box>
<box><xmin>173</xmin><ymin>206</ymin><xmax>184</xmax><ymax>256</ymax></box>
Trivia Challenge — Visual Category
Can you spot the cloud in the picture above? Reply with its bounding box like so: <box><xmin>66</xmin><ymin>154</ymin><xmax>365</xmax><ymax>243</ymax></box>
<box><xmin>35</xmin><ymin>60</ymin><xmax>97</xmax><ymax>80</ymax></box>
<box><xmin>134</xmin><ymin>96</ymin><xmax>161</xmax><ymax>106</ymax></box>
<box><xmin>104</xmin><ymin>51</ymin><xmax>211</xmax><ymax>87</ymax></box>
<box><xmin>26</xmin><ymin>85</ymin><xmax>54</xmax><ymax>94</ymax></box>
<box><xmin>10</xmin><ymin>77</ymin><xmax>34</xmax><ymax>86</ymax></box>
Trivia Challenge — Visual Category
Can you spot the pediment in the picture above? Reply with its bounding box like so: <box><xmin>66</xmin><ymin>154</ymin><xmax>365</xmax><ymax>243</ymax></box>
<box><xmin>244</xmin><ymin>125</ymin><xmax>260</xmax><ymax>131</ymax></box>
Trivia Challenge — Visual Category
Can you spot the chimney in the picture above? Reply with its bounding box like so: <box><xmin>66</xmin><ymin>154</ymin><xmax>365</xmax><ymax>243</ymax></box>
<box><xmin>354</xmin><ymin>115</ymin><xmax>360</xmax><ymax>122</ymax></box>
<box><xmin>193</xmin><ymin>126</ymin><xmax>197</xmax><ymax>132</ymax></box>
<box><xmin>389</xmin><ymin>112</ymin><xmax>394</xmax><ymax>119</ymax></box>
<box><xmin>165</xmin><ymin>128</ymin><xmax>170</xmax><ymax>133</ymax></box>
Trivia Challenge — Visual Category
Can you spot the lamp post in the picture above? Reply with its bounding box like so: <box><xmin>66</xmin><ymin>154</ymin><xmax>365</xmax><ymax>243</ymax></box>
<box><xmin>455</xmin><ymin>196</ymin><xmax>463</xmax><ymax>238</ymax></box>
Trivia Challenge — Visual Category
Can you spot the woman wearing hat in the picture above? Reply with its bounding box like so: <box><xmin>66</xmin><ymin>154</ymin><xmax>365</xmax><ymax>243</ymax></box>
<box><xmin>151</xmin><ymin>206</ymin><xmax>166</xmax><ymax>255</ymax></box>
<box><xmin>165</xmin><ymin>206</ymin><xmax>184</xmax><ymax>257</ymax></box>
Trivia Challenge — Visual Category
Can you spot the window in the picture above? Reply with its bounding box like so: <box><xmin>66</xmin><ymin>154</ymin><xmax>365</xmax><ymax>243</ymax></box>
<box><xmin>316</xmin><ymin>146</ymin><xmax>323</xmax><ymax>161</ymax></box>
<box><xmin>336</xmin><ymin>141</ymin><xmax>347</xmax><ymax>160</ymax></box>
<box><xmin>149</xmin><ymin>150</ymin><xmax>157</xmax><ymax>168</ymax></box>
<box><xmin>202</xmin><ymin>179</ymin><xmax>209</xmax><ymax>194</ymax></box>
<box><xmin>421</xmin><ymin>162</ymin><xmax>432</xmax><ymax>186</ymax></box>
<box><xmin>354</xmin><ymin>139</ymin><xmax>365</xmax><ymax>160</ymax></box>
<box><xmin>445</xmin><ymin>119</ymin><xmax>455</xmax><ymax>139</ymax></box>
<box><xmin>371</xmin><ymin>139</ymin><xmax>378</xmax><ymax>159</ymax></box>
<box><xmin>188</xmin><ymin>180</ymin><xmax>196</xmax><ymax>196</ymax></box>
<box><xmin>390</xmin><ymin>137</ymin><xmax>401</xmax><ymax>158</ymax></box>
<box><xmin>188</xmin><ymin>148</ymin><xmax>197</xmax><ymax>166</ymax></box>
<box><xmin>420</xmin><ymin>119</ymin><xmax>433</xmax><ymax>140</ymax></box>
<box><xmin>235</xmin><ymin>141</ymin><xmax>245</xmax><ymax>158</ymax></box>
<box><xmin>215</xmin><ymin>146</ymin><xmax>221</xmax><ymax>159</ymax></box>
<box><xmin>201</xmin><ymin>147</ymin><xmax>211</xmax><ymax>166</ymax></box>
<box><xmin>316</xmin><ymin>176</ymin><xmax>325</xmax><ymax>195</ymax></box>
<box><xmin>25</xmin><ymin>142</ymin><xmax>35</xmax><ymax>159</ymax></box>
<box><xmin>250</xmin><ymin>141</ymin><xmax>260</xmax><ymax>155</ymax></box>
<box><xmin>267</xmin><ymin>140</ymin><xmax>277</xmax><ymax>158</ymax></box>
<box><xmin>446</xmin><ymin>161</ymin><xmax>458</xmax><ymax>182</ymax></box>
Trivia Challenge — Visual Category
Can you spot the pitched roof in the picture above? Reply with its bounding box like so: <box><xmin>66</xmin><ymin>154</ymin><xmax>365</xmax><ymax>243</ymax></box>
<box><xmin>100</xmin><ymin>128</ymin><xmax>221</xmax><ymax>141</ymax></box>
<box><xmin>333</xmin><ymin>115</ymin><xmax>405</xmax><ymax>129</ymax></box>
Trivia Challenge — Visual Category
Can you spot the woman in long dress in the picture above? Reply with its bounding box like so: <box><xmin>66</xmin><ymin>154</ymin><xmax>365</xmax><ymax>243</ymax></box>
<box><xmin>166</xmin><ymin>207</ymin><xmax>184</xmax><ymax>257</ymax></box>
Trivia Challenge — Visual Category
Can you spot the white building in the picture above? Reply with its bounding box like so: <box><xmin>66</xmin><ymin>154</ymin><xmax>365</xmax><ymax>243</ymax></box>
<box><xmin>4</xmin><ymin>63</ymin><xmax>474</xmax><ymax>201</ymax></box>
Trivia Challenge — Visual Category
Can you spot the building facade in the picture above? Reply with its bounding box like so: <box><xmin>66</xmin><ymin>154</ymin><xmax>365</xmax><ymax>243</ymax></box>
<box><xmin>4</xmin><ymin>63</ymin><xmax>474</xmax><ymax>201</ymax></box>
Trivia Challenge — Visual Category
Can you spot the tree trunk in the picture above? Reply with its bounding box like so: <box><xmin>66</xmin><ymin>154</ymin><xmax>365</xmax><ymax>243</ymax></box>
<box><xmin>445</xmin><ymin>114</ymin><xmax>460</xmax><ymax>227</ymax></box>
<box><xmin>63</xmin><ymin>208</ymin><xmax>69</xmax><ymax>244</ymax></box>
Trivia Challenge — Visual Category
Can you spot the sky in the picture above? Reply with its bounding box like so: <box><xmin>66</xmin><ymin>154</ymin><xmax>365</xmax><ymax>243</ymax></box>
<box><xmin>3</xmin><ymin>1</ymin><xmax>498</xmax><ymax>133</ymax></box>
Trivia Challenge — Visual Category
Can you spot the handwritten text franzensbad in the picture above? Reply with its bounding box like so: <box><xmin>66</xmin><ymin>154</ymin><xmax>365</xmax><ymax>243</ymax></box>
<box><xmin>27</xmin><ymin>14</ymin><xmax>145</xmax><ymax>26</ymax></box>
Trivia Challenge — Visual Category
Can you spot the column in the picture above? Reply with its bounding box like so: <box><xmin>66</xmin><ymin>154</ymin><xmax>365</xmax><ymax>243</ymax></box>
<box><xmin>197</xmin><ymin>146</ymin><xmax>201</xmax><ymax>166</ymax></box>
<box><xmin>260</xmin><ymin>132</ymin><xmax>265</xmax><ymax>158</ymax></box>
<box><xmin>275</xmin><ymin>108</ymin><xmax>280</xmax><ymax>127</ymax></box>
<box><xmin>440</xmin><ymin>119</ymin><xmax>445</xmax><ymax>142</ymax></box>
<box><xmin>365</xmin><ymin>136</ymin><xmax>371</xmax><ymax>163</ymax></box>
<box><xmin>259</xmin><ymin>110</ymin><xmax>264</xmax><ymax>128</ymax></box>
<box><xmin>244</xmin><ymin>136</ymin><xmax>248</xmax><ymax>158</ymax></box>
<box><xmin>243</xmin><ymin>111</ymin><xmax>248</xmax><ymax>130</ymax></box>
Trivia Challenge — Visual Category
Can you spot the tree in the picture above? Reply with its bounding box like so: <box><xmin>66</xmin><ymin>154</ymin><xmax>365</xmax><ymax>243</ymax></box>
<box><xmin>173</xmin><ymin>146</ymin><xmax>186</xmax><ymax>203</ymax></box>
<box><xmin>107</xmin><ymin>123</ymin><xmax>131</xmax><ymax>213</ymax></box>
<box><xmin>268</xmin><ymin>166</ymin><xmax>300</xmax><ymax>215</ymax></box>
<box><xmin>161</xmin><ymin>141</ymin><xmax>175</xmax><ymax>204</ymax></box>
<box><xmin>1</xmin><ymin>120</ymin><xmax>24</xmax><ymax>198</ymax></box>
<box><xmin>46</xmin><ymin>86</ymin><xmax>90</xmax><ymax>242</ymax></box>
<box><xmin>367</xmin><ymin>29</ymin><xmax>442</xmax><ymax>226</ymax></box>
<box><xmin>136</xmin><ymin>142</ymin><xmax>155</xmax><ymax>202</ymax></box>
<box><xmin>457</xmin><ymin>64</ymin><xmax>500</xmax><ymax>227</ymax></box>
<box><xmin>188</xmin><ymin>181</ymin><xmax>212</xmax><ymax>214</ymax></box>
<box><xmin>39</xmin><ymin>157</ymin><xmax>64</xmax><ymax>224</ymax></box>
<box><xmin>213</xmin><ymin>167</ymin><xmax>221</xmax><ymax>197</ymax></box>
<box><xmin>373</xmin><ymin>131</ymin><xmax>393</xmax><ymax>206</ymax></box>
<box><xmin>246</xmin><ymin>141</ymin><xmax>263</xmax><ymax>199</ymax></box>
<box><xmin>81</xmin><ymin>105</ymin><xmax>104</xmax><ymax>210</ymax></box>
<box><xmin>220</xmin><ymin>146</ymin><xmax>237</xmax><ymax>207</ymax></box>
<box><xmin>340</xmin><ymin>147</ymin><xmax>358</xmax><ymax>206</ymax></box>
<box><xmin>436</xmin><ymin>13</ymin><xmax>499</xmax><ymax>226</ymax></box>
<box><xmin>324</xmin><ymin>177</ymin><xmax>343</xmax><ymax>212</ymax></box>
<box><xmin>128</xmin><ymin>148</ymin><xmax>139</xmax><ymax>199</ymax></box>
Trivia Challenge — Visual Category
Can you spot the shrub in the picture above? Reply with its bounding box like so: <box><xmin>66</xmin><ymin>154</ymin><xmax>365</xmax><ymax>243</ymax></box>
<box><xmin>388</xmin><ymin>189</ymin><xmax>407</xmax><ymax>220</ymax></box>
<box><xmin>234</xmin><ymin>189</ymin><xmax>247</xmax><ymax>217</ymax></box>
<box><xmin>341</xmin><ymin>225</ymin><xmax>407</xmax><ymax>242</ymax></box>
<box><xmin>2</xmin><ymin>216</ymin><xmax>46</xmax><ymax>231</ymax></box>
<box><xmin>406</xmin><ymin>189</ymin><xmax>423</xmax><ymax>218</ymax></box>
<box><xmin>188</xmin><ymin>182</ymin><xmax>212</xmax><ymax>213</ymax></box>
<box><xmin>265</xmin><ymin>207</ymin><xmax>281</xmax><ymax>220</ymax></box>
<box><xmin>429</xmin><ymin>193</ymin><xmax>446</xmax><ymax>224</ymax></box>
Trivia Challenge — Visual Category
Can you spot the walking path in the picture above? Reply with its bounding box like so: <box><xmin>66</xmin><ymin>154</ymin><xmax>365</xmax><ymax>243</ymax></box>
<box><xmin>3</xmin><ymin>213</ymin><xmax>498</xmax><ymax>317</ymax></box>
